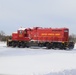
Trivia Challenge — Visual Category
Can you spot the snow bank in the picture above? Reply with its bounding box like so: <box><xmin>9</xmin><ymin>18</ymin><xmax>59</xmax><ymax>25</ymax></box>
<box><xmin>0</xmin><ymin>52</ymin><xmax>76</xmax><ymax>75</ymax></box>
<box><xmin>0</xmin><ymin>42</ymin><xmax>76</xmax><ymax>75</ymax></box>
<box><xmin>0</xmin><ymin>42</ymin><xmax>6</xmax><ymax>47</ymax></box>
<box><xmin>46</xmin><ymin>69</ymin><xmax>76</xmax><ymax>75</ymax></box>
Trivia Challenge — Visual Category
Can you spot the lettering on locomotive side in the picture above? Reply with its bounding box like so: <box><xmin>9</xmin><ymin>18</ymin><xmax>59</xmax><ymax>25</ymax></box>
<box><xmin>55</xmin><ymin>34</ymin><xmax>60</xmax><ymax>36</ymax></box>
<box><xmin>41</xmin><ymin>33</ymin><xmax>47</xmax><ymax>35</ymax></box>
<box><xmin>48</xmin><ymin>34</ymin><xmax>54</xmax><ymax>35</ymax></box>
<box><xmin>41</xmin><ymin>33</ymin><xmax>60</xmax><ymax>36</ymax></box>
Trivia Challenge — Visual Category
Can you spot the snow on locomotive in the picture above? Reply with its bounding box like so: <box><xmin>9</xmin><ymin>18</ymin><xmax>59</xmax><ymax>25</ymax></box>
<box><xmin>7</xmin><ymin>27</ymin><xmax>74</xmax><ymax>49</ymax></box>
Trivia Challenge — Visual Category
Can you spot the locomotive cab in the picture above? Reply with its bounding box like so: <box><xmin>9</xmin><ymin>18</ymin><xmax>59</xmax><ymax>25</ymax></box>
<box><xmin>18</xmin><ymin>28</ymin><xmax>29</xmax><ymax>39</ymax></box>
<box><xmin>18</xmin><ymin>28</ymin><xmax>27</xmax><ymax>38</ymax></box>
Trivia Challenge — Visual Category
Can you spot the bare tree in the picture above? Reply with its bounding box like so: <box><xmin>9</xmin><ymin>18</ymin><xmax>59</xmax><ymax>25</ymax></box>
<box><xmin>69</xmin><ymin>34</ymin><xmax>76</xmax><ymax>43</ymax></box>
<box><xmin>0</xmin><ymin>31</ymin><xmax>5</xmax><ymax>41</ymax></box>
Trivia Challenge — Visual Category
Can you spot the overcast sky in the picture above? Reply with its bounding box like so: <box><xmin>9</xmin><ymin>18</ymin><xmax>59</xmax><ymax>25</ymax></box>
<box><xmin>0</xmin><ymin>0</ymin><xmax>76</xmax><ymax>35</ymax></box>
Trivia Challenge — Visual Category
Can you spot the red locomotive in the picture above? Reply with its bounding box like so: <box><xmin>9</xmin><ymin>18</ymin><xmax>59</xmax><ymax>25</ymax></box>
<box><xmin>7</xmin><ymin>27</ymin><xmax>74</xmax><ymax>49</ymax></box>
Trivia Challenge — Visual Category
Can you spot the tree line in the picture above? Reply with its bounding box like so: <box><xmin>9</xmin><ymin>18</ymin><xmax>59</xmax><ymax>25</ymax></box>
<box><xmin>0</xmin><ymin>31</ymin><xmax>11</xmax><ymax>41</ymax></box>
<box><xmin>0</xmin><ymin>31</ymin><xmax>76</xmax><ymax>43</ymax></box>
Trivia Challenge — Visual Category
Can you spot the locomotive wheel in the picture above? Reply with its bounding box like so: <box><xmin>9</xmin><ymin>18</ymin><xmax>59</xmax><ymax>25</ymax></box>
<box><xmin>59</xmin><ymin>43</ymin><xmax>63</xmax><ymax>49</ymax></box>
<box><xmin>58</xmin><ymin>43</ymin><xmax>66</xmax><ymax>50</ymax></box>
<box><xmin>68</xmin><ymin>42</ymin><xmax>74</xmax><ymax>50</ymax></box>
<box><xmin>68</xmin><ymin>45</ymin><xmax>74</xmax><ymax>50</ymax></box>
<box><xmin>38</xmin><ymin>43</ymin><xmax>43</xmax><ymax>47</ymax></box>
<box><xmin>26</xmin><ymin>42</ymin><xmax>30</xmax><ymax>48</ymax></box>
<box><xmin>46</xmin><ymin>43</ymin><xmax>51</xmax><ymax>49</ymax></box>
<box><xmin>17</xmin><ymin>42</ymin><xmax>21</xmax><ymax>48</ymax></box>
<box><xmin>17</xmin><ymin>41</ymin><xmax>29</xmax><ymax>48</ymax></box>
<box><xmin>22</xmin><ymin>42</ymin><xmax>26</xmax><ymax>48</ymax></box>
<box><xmin>12</xmin><ymin>42</ymin><xmax>17</xmax><ymax>47</ymax></box>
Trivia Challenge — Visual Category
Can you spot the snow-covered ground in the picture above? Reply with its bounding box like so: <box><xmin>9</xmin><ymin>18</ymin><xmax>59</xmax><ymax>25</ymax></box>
<box><xmin>0</xmin><ymin>42</ymin><xmax>76</xmax><ymax>75</ymax></box>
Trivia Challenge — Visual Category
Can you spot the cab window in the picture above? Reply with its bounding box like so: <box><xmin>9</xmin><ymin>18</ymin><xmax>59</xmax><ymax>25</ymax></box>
<box><xmin>19</xmin><ymin>30</ymin><xmax>23</xmax><ymax>34</ymax></box>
